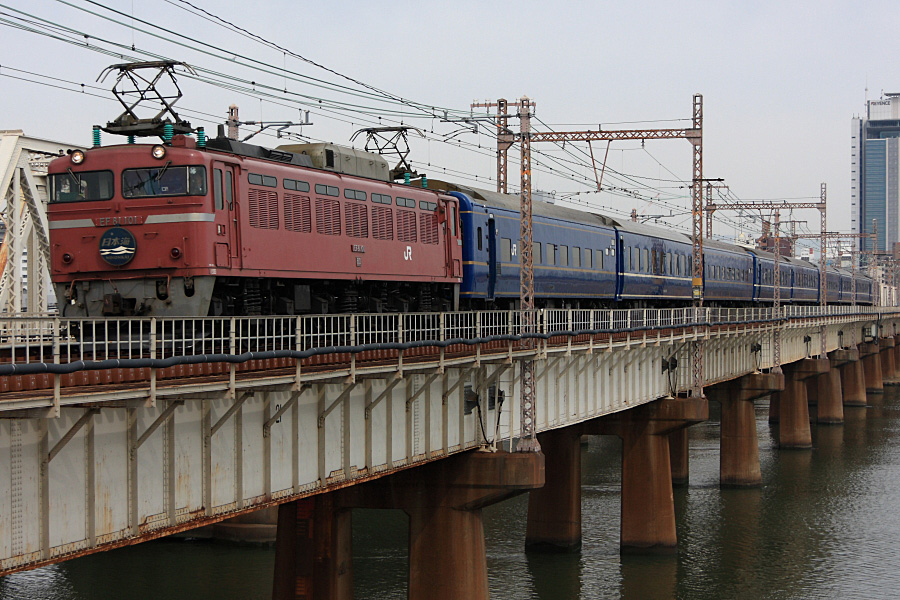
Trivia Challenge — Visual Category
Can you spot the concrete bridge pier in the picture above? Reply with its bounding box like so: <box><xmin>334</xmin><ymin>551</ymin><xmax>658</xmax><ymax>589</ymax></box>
<box><xmin>707</xmin><ymin>372</ymin><xmax>784</xmax><ymax>487</ymax></box>
<box><xmin>583</xmin><ymin>396</ymin><xmax>707</xmax><ymax>552</ymax></box>
<box><xmin>668</xmin><ymin>428</ymin><xmax>690</xmax><ymax>486</ymax></box>
<box><xmin>272</xmin><ymin>494</ymin><xmax>353</xmax><ymax>600</ymax></box>
<box><xmin>880</xmin><ymin>337</ymin><xmax>896</xmax><ymax>381</ymax></box>
<box><xmin>525</xmin><ymin>427</ymin><xmax>584</xmax><ymax>552</ymax></box>
<box><xmin>893</xmin><ymin>335</ymin><xmax>900</xmax><ymax>377</ymax></box>
<box><xmin>273</xmin><ymin>450</ymin><xmax>544</xmax><ymax>600</ymax></box>
<box><xmin>776</xmin><ymin>359</ymin><xmax>829</xmax><ymax>449</ymax></box>
<box><xmin>860</xmin><ymin>341</ymin><xmax>883</xmax><ymax>394</ymax></box>
<box><xmin>839</xmin><ymin>347</ymin><xmax>867</xmax><ymax>406</ymax></box>
<box><xmin>809</xmin><ymin>350</ymin><xmax>857</xmax><ymax>424</ymax></box>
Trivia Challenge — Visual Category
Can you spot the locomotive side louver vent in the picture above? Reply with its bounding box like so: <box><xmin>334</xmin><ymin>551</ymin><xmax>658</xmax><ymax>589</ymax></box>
<box><xmin>420</xmin><ymin>213</ymin><xmax>439</xmax><ymax>245</ymax></box>
<box><xmin>373</xmin><ymin>207</ymin><xmax>393</xmax><ymax>240</ymax></box>
<box><xmin>345</xmin><ymin>203</ymin><xmax>368</xmax><ymax>238</ymax></box>
<box><xmin>284</xmin><ymin>194</ymin><xmax>312</xmax><ymax>232</ymax></box>
<box><xmin>249</xmin><ymin>189</ymin><xmax>279</xmax><ymax>229</ymax></box>
<box><xmin>398</xmin><ymin>210</ymin><xmax>417</xmax><ymax>243</ymax></box>
<box><xmin>316</xmin><ymin>198</ymin><xmax>341</xmax><ymax>235</ymax></box>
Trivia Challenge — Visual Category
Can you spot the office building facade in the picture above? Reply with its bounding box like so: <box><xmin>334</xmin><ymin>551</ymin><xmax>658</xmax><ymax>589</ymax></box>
<box><xmin>851</xmin><ymin>94</ymin><xmax>900</xmax><ymax>253</ymax></box>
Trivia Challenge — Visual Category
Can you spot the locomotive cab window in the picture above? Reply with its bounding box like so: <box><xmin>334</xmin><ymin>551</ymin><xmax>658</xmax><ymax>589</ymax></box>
<box><xmin>50</xmin><ymin>170</ymin><xmax>114</xmax><ymax>203</ymax></box>
<box><xmin>122</xmin><ymin>166</ymin><xmax>206</xmax><ymax>199</ymax></box>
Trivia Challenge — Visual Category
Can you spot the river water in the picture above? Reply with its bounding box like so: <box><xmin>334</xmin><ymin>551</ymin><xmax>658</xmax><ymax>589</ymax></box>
<box><xmin>4</xmin><ymin>389</ymin><xmax>900</xmax><ymax>599</ymax></box>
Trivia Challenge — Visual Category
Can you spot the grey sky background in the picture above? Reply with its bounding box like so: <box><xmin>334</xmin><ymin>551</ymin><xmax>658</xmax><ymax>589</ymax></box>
<box><xmin>2</xmin><ymin>0</ymin><xmax>897</xmax><ymax>253</ymax></box>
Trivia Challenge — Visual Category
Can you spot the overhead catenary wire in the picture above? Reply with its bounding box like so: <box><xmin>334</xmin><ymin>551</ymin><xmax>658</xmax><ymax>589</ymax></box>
<box><xmin>0</xmin><ymin>1</ymin><xmax>779</xmax><ymax>242</ymax></box>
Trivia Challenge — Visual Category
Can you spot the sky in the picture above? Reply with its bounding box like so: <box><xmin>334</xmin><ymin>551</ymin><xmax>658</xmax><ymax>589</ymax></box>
<box><xmin>2</xmin><ymin>0</ymin><xmax>898</xmax><ymax>255</ymax></box>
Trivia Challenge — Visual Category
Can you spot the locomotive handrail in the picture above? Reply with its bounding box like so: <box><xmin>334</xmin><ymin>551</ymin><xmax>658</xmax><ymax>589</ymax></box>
<box><xmin>0</xmin><ymin>306</ymin><xmax>896</xmax><ymax>376</ymax></box>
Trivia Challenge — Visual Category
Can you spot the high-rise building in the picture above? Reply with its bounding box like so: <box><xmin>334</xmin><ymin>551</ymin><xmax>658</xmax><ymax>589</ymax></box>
<box><xmin>851</xmin><ymin>94</ymin><xmax>900</xmax><ymax>254</ymax></box>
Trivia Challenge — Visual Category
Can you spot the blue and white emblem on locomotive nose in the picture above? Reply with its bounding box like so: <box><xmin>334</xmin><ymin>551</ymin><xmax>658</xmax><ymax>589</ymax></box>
<box><xmin>98</xmin><ymin>227</ymin><xmax>137</xmax><ymax>266</ymax></box>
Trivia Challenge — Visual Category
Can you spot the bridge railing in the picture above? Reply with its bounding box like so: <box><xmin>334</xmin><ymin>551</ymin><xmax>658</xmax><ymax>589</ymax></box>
<box><xmin>0</xmin><ymin>306</ymin><xmax>892</xmax><ymax>368</ymax></box>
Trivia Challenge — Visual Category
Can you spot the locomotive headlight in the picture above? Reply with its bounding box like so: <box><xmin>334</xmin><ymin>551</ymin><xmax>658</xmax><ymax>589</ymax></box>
<box><xmin>70</xmin><ymin>150</ymin><xmax>85</xmax><ymax>165</ymax></box>
<box><xmin>61</xmin><ymin>252</ymin><xmax>73</xmax><ymax>264</ymax></box>
<box><xmin>151</xmin><ymin>145</ymin><xmax>167</xmax><ymax>160</ymax></box>
<box><xmin>170</xmin><ymin>247</ymin><xmax>182</xmax><ymax>259</ymax></box>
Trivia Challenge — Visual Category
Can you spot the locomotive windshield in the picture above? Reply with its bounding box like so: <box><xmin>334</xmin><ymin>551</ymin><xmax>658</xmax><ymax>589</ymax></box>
<box><xmin>49</xmin><ymin>170</ymin><xmax>114</xmax><ymax>203</ymax></box>
<box><xmin>122</xmin><ymin>165</ymin><xmax>207</xmax><ymax>198</ymax></box>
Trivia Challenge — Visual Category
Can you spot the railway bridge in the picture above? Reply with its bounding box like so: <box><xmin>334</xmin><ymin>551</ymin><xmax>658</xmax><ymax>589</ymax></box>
<box><xmin>0</xmin><ymin>305</ymin><xmax>899</xmax><ymax>599</ymax></box>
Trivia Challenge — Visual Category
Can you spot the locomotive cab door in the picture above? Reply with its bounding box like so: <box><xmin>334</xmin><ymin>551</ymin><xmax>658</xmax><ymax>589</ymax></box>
<box><xmin>212</xmin><ymin>161</ymin><xmax>241</xmax><ymax>270</ymax></box>
<box><xmin>443</xmin><ymin>198</ymin><xmax>462</xmax><ymax>278</ymax></box>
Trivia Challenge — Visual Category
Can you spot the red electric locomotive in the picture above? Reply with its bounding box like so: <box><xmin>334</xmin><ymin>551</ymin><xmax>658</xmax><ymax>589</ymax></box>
<box><xmin>47</xmin><ymin>135</ymin><xmax>463</xmax><ymax>317</ymax></box>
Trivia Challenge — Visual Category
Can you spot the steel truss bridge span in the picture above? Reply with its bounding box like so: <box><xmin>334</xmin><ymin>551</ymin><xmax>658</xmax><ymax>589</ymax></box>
<box><xmin>0</xmin><ymin>306</ymin><xmax>898</xmax><ymax>575</ymax></box>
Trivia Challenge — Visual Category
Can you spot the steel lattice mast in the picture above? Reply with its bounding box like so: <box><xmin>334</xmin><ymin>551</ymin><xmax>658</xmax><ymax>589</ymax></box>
<box><xmin>483</xmin><ymin>94</ymin><xmax>705</xmax><ymax>449</ymax></box>
<box><xmin>704</xmin><ymin>194</ymin><xmax>827</xmax><ymax>362</ymax></box>
<box><xmin>773</xmin><ymin>209</ymin><xmax>781</xmax><ymax>370</ymax></box>
<box><xmin>471</xmin><ymin>99</ymin><xmax>514</xmax><ymax>194</ymax></box>
<box><xmin>526</xmin><ymin>95</ymin><xmax>705</xmax><ymax>396</ymax></box>
<box><xmin>516</xmin><ymin>98</ymin><xmax>539</xmax><ymax>451</ymax></box>
<box><xmin>690</xmin><ymin>95</ymin><xmax>704</xmax><ymax>396</ymax></box>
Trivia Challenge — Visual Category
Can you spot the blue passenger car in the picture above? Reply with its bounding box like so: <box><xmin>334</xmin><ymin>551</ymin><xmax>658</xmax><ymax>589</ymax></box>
<box><xmin>702</xmin><ymin>240</ymin><xmax>754</xmax><ymax>303</ymax></box>
<box><xmin>857</xmin><ymin>276</ymin><xmax>874</xmax><ymax>304</ymax></box>
<box><xmin>439</xmin><ymin>180</ymin><xmax>878</xmax><ymax>310</ymax></box>
<box><xmin>785</xmin><ymin>257</ymin><xmax>819</xmax><ymax>304</ymax></box>
<box><xmin>835</xmin><ymin>268</ymin><xmax>855</xmax><ymax>304</ymax></box>
<box><xmin>452</xmin><ymin>188</ymin><xmax>617</xmax><ymax>307</ymax></box>
<box><xmin>825</xmin><ymin>267</ymin><xmax>842</xmax><ymax>304</ymax></box>
<box><xmin>616</xmin><ymin>222</ymin><xmax>692</xmax><ymax>303</ymax></box>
